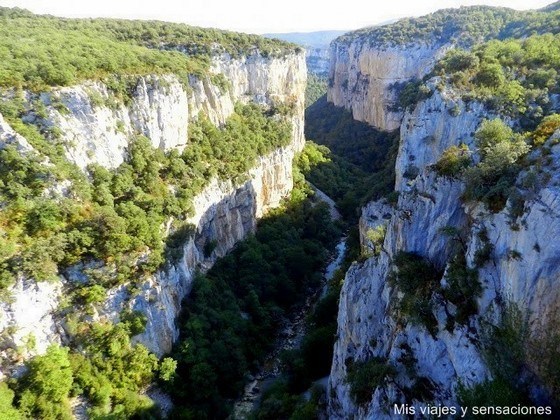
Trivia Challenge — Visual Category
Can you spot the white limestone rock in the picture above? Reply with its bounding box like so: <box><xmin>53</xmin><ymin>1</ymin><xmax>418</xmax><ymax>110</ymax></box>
<box><xmin>0</xmin><ymin>113</ymin><xmax>35</xmax><ymax>152</ymax></box>
<box><xmin>328</xmin><ymin>40</ymin><xmax>451</xmax><ymax>131</ymax></box>
<box><xmin>0</xmin><ymin>278</ymin><xmax>64</xmax><ymax>379</ymax></box>
<box><xmin>0</xmin><ymin>49</ymin><xmax>307</xmax><ymax>373</ymax></box>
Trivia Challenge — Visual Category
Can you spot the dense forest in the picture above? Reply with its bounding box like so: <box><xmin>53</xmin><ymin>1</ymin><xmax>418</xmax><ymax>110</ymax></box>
<box><xmin>166</xmin><ymin>177</ymin><xmax>341</xmax><ymax>418</ymax></box>
<box><xmin>336</xmin><ymin>2</ymin><xmax>560</xmax><ymax>48</ymax></box>
<box><xmin>0</xmin><ymin>7</ymin><xmax>295</xmax><ymax>90</ymax></box>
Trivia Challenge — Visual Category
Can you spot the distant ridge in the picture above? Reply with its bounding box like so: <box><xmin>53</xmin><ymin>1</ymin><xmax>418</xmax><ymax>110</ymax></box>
<box><xmin>263</xmin><ymin>30</ymin><xmax>348</xmax><ymax>48</ymax></box>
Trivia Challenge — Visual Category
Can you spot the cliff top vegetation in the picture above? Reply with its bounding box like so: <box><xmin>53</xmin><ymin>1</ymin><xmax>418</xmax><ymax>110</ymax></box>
<box><xmin>334</xmin><ymin>4</ymin><xmax>560</xmax><ymax>49</ymax></box>
<box><xmin>0</xmin><ymin>7</ymin><xmax>297</xmax><ymax>91</ymax></box>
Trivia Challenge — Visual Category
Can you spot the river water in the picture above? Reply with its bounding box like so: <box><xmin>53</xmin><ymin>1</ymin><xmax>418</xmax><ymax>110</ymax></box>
<box><xmin>232</xmin><ymin>236</ymin><xmax>347</xmax><ymax>419</ymax></box>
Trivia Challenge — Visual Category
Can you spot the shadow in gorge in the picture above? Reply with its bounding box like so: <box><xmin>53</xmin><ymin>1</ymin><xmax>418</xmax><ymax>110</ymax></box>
<box><xmin>302</xmin><ymin>95</ymin><xmax>400</xmax><ymax>222</ymax></box>
<box><xmin>305</xmin><ymin>95</ymin><xmax>398</xmax><ymax>173</ymax></box>
<box><xmin>161</xmin><ymin>94</ymin><xmax>400</xmax><ymax>419</ymax></box>
<box><xmin>162</xmin><ymin>188</ymin><xmax>342</xmax><ymax>419</ymax></box>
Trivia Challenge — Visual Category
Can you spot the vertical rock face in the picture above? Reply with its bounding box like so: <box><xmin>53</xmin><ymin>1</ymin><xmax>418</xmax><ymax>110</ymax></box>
<box><xmin>0</xmin><ymin>50</ymin><xmax>306</xmax><ymax>370</ymax></box>
<box><xmin>45</xmin><ymin>76</ymin><xmax>190</xmax><ymax>170</ymax></box>
<box><xmin>108</xmin><ymin>143</ymin><xmax>302</xmax><ymax>356</ymax></box>
<box><xmin>39</xmin><ymin>51</ymin><xmax>306</xmax><ymax>171</ymax></box>
<box><xmin>394</xmin><ymin>86</ymin><xmax>495</xmax><ymax>191</ymax></box>
<box><xmin>306</xmin><ymin>47</ymin><xmax>331</xmax><ymax>76</ymax></box>
<box><xmin>328</xmin><ymin>40</ymin><xmax>450</xmax><ymax>131</ymax></box>
<box><xmin>328</xmin><ymin>85</ymin><xmax>560</xmax><ymax>418</ymax></box>
<box><xmin>0</xmin><ymin>279</ymin><xmax>63</xmax><ymax>380</ymax></box>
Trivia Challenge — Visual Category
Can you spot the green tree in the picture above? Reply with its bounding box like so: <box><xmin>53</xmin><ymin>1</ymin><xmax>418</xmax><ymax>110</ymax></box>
<box><xmin>17</xmin><ymin>345</ymin><xmax>73</xmax><ymax>420</ymax></box>
<box><xmin>0</xmin><ymin>383</ymin><xmax>21</xmax><ymax>420</ymax></box>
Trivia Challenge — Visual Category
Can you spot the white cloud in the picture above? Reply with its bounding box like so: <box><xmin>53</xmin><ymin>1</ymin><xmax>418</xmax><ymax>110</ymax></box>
<box><xmin>0</xmin><ymin>0</ymin><xmax>554</xmax><ymax>33</ymax></box>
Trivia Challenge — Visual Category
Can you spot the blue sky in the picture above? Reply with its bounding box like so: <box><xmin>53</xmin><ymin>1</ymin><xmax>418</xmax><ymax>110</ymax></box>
<box><xmin>0</xmin><ymin>0</ymin><xmax>553</xmax><ymax>33</ymax></box>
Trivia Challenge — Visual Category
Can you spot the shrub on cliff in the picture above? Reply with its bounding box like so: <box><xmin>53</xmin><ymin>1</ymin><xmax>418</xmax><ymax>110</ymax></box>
<box><xmin>346</xmin><ymin>358</ymin><xmax>396</xmax><ymax>406</ymax></box>
<box><xmin>15</xmin><ymin>345</ymin><xmax>73</xmax><ymax>420</ymax></box>
<box><xmin>463</xmin><ymin>119</ymin><xmax>529</xmax><ymax>211</ymax></box>
<box><xmin>532</xmin><ymin>113</ymin><xmax>560</xmax><ymax>145</ymax></box>
<box><xmin>0</xmin><ymin>382</ymin><xmax>21</xmax><ymax>419</ymax></box>
<box><xmin>437</xmin><ymin>33</ymin><xmax>560</xmax><ymax>120</ymax></box>
<box><xmin>389</xmin><ymin>252</ymin><xmax>442</xmax><ymax>335</ymax></box>
<box><xmin>432</xmin><ymin>144</ymin><xmax>472</xmax><ymax>178</ymax></box>
<box><xmin>396</xmin><ymin>80</ymin><xmax>432</xmax><ymax>110</ymax></box>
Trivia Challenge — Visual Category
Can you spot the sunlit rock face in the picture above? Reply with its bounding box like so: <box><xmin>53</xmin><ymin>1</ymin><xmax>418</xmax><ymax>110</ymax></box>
<box><xmin>101</xmin><ymin>142</ymin><xmax>303</xmax><ymax>356</ymax></box>
<box><xmin>30</xmin><ymin>51</ymin><xmax>306</xmax><ymax>171</ymax></box>
<box><xmin>328</xmin><ymin>38</ymin><xmax>451</xmax><ymax>131</ymax></box>
<box><xmin>0</xmin><ymin>50</ymin><xmax>307</xmax><ymax>372</ymax></box>
<box><xmin>328</xmin><ymin>84</ymin><xmax>560</xmax><ymax>418</ymax></box>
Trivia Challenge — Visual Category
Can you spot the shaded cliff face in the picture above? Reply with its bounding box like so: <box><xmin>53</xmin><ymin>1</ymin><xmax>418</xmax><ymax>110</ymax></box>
<box><xmin>328</xmin><ymin>40</ymin><xmax>449</xmax><ymax>131</ymax></box>
<box><xmin>328</xmin><ymin>87</ymin><xmax>560</xmax><ymax>418</ymax></box>
<box><xmin>0</xmin><ymin>51</ymin><xmax>306</xmax><ymax>374</ymax></box>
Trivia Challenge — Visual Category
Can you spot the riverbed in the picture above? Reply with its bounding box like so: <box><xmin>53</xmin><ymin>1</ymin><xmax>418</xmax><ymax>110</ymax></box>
<box><xmin>232</xmin><ymin>235</ymin><xmax>347</xmax><ymax>419</ymax></box>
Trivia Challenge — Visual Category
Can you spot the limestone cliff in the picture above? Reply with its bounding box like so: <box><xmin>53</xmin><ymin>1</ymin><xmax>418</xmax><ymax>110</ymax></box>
<box><xmin>98</xmin><ymin>144</ymin><xmax>300</xmax><ymax>356</ymax></box>
<box><xmin>0</xmin><ymin>50</ymin><xmax>306</xmax><ymax>375</ymax></box>
<box><xmin>326</xmin><ymin>5</ymin><xmax>527</xmax><ymax>132</ymax></box>
<box><xmin>328</xmin><ymin>86</ymin><xmax>560</xmax><ymax>418</ymax></box>
<box><xmin>328</xmin><ymin>40</ymin><xmax>449</xmax><ymax>131</ymax></box>
<box><xmin>263</xmin><ymin>30</ymin><xmax>347</xmax><ymax>77</ymax></box>
<box><xmin>22</xmin><ymin>52</ymin><xmax>305</xmax><ymax>171</ymax></box>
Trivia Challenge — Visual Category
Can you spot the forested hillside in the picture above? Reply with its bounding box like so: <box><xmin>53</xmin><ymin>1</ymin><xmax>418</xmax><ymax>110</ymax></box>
<box><xmin>0</xmin><ymin>7</ymin><xmax>307</xmax><ymax>418</ymax></box>
<box><xmin>3</xmin><ymin>1</ymin><xmax>560</xmax><ymax>419</ymax></box>
<box><xmin>0</xmin><ymin>7</ymin><xmax>294</xmax><ymax>89</ymax></box>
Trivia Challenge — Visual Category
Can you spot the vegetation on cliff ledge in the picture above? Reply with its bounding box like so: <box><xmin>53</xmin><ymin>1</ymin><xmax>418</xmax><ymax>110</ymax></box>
<box><xmin>0</xmin><ymin>102</ymin><xmax>291</xmax><ymax>298</ymax></box>
<box><xmin>436</xmin><ymin>33</ymin><xmax>560</xmax><ymax>123</ymax></box>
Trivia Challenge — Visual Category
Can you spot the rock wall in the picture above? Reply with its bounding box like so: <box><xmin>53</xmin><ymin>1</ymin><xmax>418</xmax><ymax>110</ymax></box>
<box><xmin>328</xmin><ymin>86</ymin><xmax>560</xmax><ymax>418</ymax></box>
<box><xmin>100</xmin><ymin>143</ymin><xmax>300</xmax><ymax>356</ymax></box>
<box><xmin>34</xmin><ymin>51</ymin><xmax>305</xmax><ymax>171</ymax></box>
<box><xmin>0</xmin><ymin>50</ymin><xmax>306</xmax><ymax>373</ymax></box>
<box><xmin>306</xmin><ymin>47</ymin><xmax>331</xmax><ymax>77</ymax></box>
<box><xmin>327</xmin><ymin>39</ymin><xmax>450</xmax><ymax>131</ymax></box>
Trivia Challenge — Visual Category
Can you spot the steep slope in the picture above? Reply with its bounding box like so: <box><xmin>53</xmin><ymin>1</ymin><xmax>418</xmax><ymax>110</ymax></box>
<box><xmin>0</xmin><ymin>8</ymin><xmax>306</xmax><ymax>393</ymax></box>
<box><xmin>327</xmin><ymin>4</ymin><xmax>560</xmax><ymax>131</ymax></box>
<box><xmin>327</xmin><ymin>8</ymin><xmax>560</xmax><ymax>419</ymax></box>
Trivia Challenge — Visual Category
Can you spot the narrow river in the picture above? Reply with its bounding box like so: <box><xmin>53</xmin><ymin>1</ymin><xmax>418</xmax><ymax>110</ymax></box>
<box><xmin>232</xmin><ymin>187</ymin><xmax>346</xmax><ymax>418</ymax></box>
<box><xmin>232</xmin><ymin>186</ymin><xmax>346</xmax><ymax>419</ymax></box>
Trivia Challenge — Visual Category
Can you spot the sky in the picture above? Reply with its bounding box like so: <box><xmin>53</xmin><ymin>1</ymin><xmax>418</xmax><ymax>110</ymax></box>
<box><xmin>0</xmin><ymin>0</ymin><xmax>554</xmax><ymax>33</ymax></box>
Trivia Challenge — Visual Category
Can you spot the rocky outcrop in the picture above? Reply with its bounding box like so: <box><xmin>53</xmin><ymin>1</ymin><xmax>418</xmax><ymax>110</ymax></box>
<box><xmin>100</xmin><ymin>143</ymin><xmax>300</xmax><ymax>356</ymax></box>
<box><xmin>0</xmin><ymin>279</ymin><xmax>63</xmax><ymax>380</ymax></box>
<box><xmin>328</xmin><ymin>40</ymin><xmax>450</xmax><ymax>131</ymax></box>
<box><xmin>0</xmin><ymin>113</ymin><xmax>34</xmax><ymax>152</ymax></box>
<box><xmin>467</xmin><ymin>160</ymin><xmax>560</xmax><ymax>326</ymax></box>
<box><xmin>33</xmin><ymin>51</ymin><xmax>305</xmax><ymax>171</ymax></box>
<box><xmin>394</xmin><ymin>85</ymin><xmax>496</xmax><ymax>191</ymax></box>
<box><xmin>328</xmin><ymin>85</ymin><xmax>560</xmax><ymax>418</ymax></box>
<box><xmin>0</xmin><ymin>50</ymin><xmax>306</xmax><ymax>372</ymax></box>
